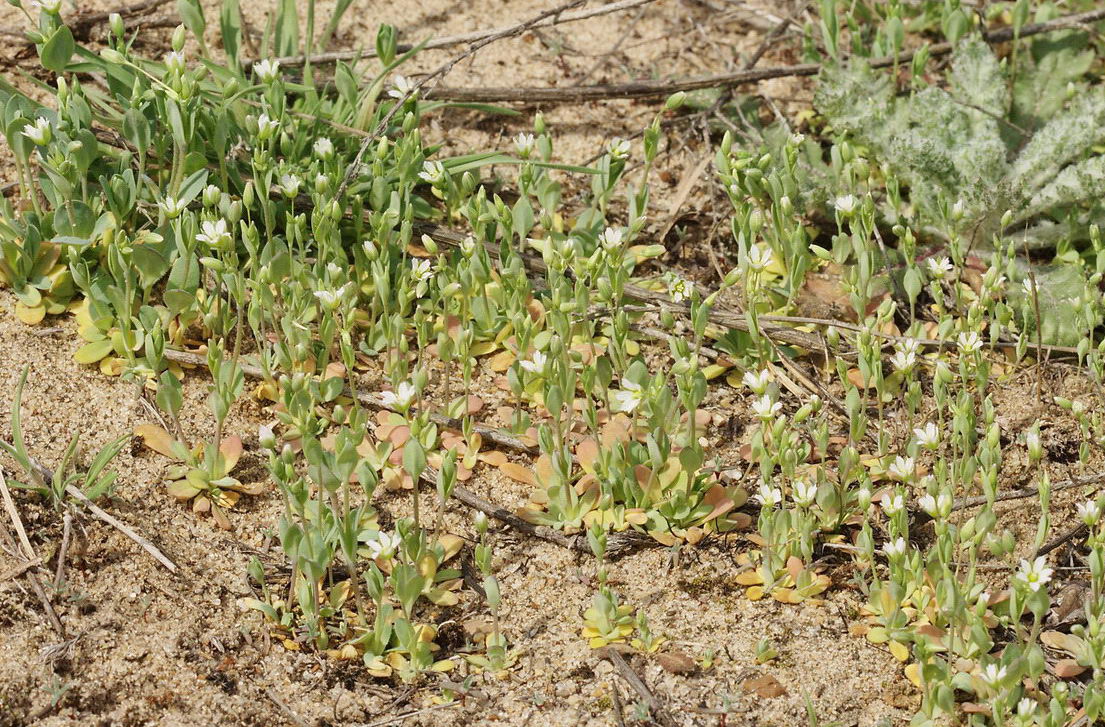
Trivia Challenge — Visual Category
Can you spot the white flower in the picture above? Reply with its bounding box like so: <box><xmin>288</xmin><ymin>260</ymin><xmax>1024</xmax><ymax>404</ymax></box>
<box><xmin>833</xmin><ymin>194</ymin><xmax>858</xmax><ymax>215</ymax></box>
<box><xmin>514</xmin><ymin>133</ymin><xmax>535</xmax><ymax>157</ymax></box>
<box><xmin>159</xmin><ymin>196</ymin><xmax>185</xmax><ymax>219</ymax></box>
<box><xmin>883</xmin><ymin>537</ymin><xmax>908</xmax><ymax>559</ymax></box>
<box><xmin>419</xmin><ymin>160</ymin><xmax>446</xmax><ymax>185</ymax></box>
<box><xmin>410</xmin><ymin>258</ymin><xmax>433</xmax><ymax>283</ymax></box>
<box><xmin>22</xmin><ymin>117</ymin><xmax>51</xmax><ymax>146</ymax></box>
<box><xmin>598</xmin><ymin>227</ymin><xmax>624</xmax><ymax>250</ymax></box>
<box><xmin>365</xmin><ymin>530</ymin><xmax>401</xmax><ymax>560</ymax></box>
<box><xmin>883</xmin><ymin>493</ymin><xmax>905</xmax><ymax>516</ymax></box>
<box><xmin>362</xmin><ymin>239</ymin><xmax>377</xmax><ymax>258</ymax></box>
<box><xmin>957</xmin><ymin>330</ymin><xmax>982</xmax><ymax>354</ymax></box>
<box><xmin>388</xmin><ymin>74</ymin><xmax>416</xmax><ymax>99</ymax></box>
<box><xmin>520</xmin><ymin>351</ymin><xmax>548</xmax><ymax>376</ymax></box>
<box><xmin>742</xmin><ymin>369</ymin><xmax>770</xmax><ymax>396</ymax></box>
<box><xmin>667</xmin><ymin>275</ymin><xmax>691</xmax><ymax>304</ymax></box>
<box><xmin>256</xmin><ymin>113</ymin><xmax>279</xmax><ymax>141</ymax></box>
<box><xmin>791</xmin><ymin>480</ymin><xmax>817</xmax><ymax>508</ymax></box>
<box><xmin>314</xmin><ymin>283</ymin><xmax>349</xmax><ymax>310</ymax></box>
<box><xmin>1015</xmin><ymin>556</ymin><xmax>1053</xmax><ymax>592</ymax></box>
<box><xmin>1016</xmin><ymin>698</ymin><xmax>1036</xmax><ymax>719</ymax></box>
<box><xmin>607</xmin><ymin>138</ymin><xmax>631</xmax><ymax>160</ymax></box>
<box><xmin>164</xmin><ymin>51</ymin><xmax>186</xmax><ymax>74</ymax></box>
<box><xmin>379</xmin><ymin>381</ymin><xmax>417</xmax><ymax>410</ymax></box>
<box><xmin>746</xmin><ymin>245</ymin><xmax>773</xmax><ymax>272</ymax></box>
<box><xmin>926</xmin><ymin>256</ymin><xmax>954</xmax><ymax>280</ymax></box>
<box><xmin>278</xmin><ymin>173</ymin><xmax>301</xmax><ymax>198</ymax></box>
<box><xmin>253</xmin><ymin>58</ymin><xmax>281</xmax><ymax>84</ymax></box>
<box><xmin>313</xmin><ymin>137</ymin><xmax>334</xmax><ymax>160</ymax></box>
<box><xmin>1022</xmin><ymin>277</ymin><xmax>1036</xmax><ymax>297</ymax></box>
<box><xmin>1077</xmin><ymin>499</ymin><xmax>1101</xmax><ymax>526</ymax></box>
<box><xmin>32</xmin><ymin>0</ymin><xmax>62</xmax><ymax>14</ymax></box>
<box><xmin>257</xmin><ymin>425</ymin><xmax>276</xmax><ymax>450</ymax></box>
<box><xmin>890</xmin><ymin>348</ymin><xmax>916</xmax><ymax>372</ymax></box>
<box><xmin>196</xmin><ymin>219</ymin><xmax>231</xmax><ymax>248</ymax></box>
<box><xmin>888</xmin><ymin>455</ymin><xmax>915</xmax><ymax>481</ymax></box>
<box><xmin>460</xmin><ymin>236</ymin><xmax>477</xmax><ymax>257</ymax></box>
<box><xmin>980</xmin><ymin>663</ymin><xmax>1007</xmax><ymax>687</ymax></box>
<box><xmin>918</xmin><ymin>492</ymin><xmax>952</xmax><ymax>519</ymax></box>
<box><xmin>326</xmin><ymin>262</ymin><xmax>342</xmax><ymax>278</ymax></box>
<box><xmin>913</xmin><ymin>423</ymin><xmax>939</xmax><ymax>449</ymax></box>
<box><xmin>751</xmin><ymin>394</ymin><xmax>781</xmax><ymax>420</ymax></box>
<box><xmin>610</xmin><ymin>380</ymin><xmax>644</xmax><ymax>413</ymax></box>
<box><xmin>756</xmin><ymin>483</ymin><xmax>782</xmax><ymax>508</ymax></box>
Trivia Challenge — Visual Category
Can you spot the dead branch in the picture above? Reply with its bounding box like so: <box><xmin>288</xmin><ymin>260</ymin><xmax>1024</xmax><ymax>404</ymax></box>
<box><xmin>258</xmin><ymin>0</ymin><xmax>660</xmax><ymax>68</ymax></box>
<box><xmin>597</xmin><ymin>647</ymin><xmax>678</xmax><ymax>727</ymax></box>
<box><xmin>425</xmin><ymin>7</ymin><xmax>1105</xmax><ymax>103</ymax></box>
<box><xmin>0</xmin><ymin>469</ymin><xmax>66</xmax><ymax>638</ymax></box>
<box><xmin>65</xmin><ymin>485</ymin><xmax>178</xmax><ymax>573</ymax></box>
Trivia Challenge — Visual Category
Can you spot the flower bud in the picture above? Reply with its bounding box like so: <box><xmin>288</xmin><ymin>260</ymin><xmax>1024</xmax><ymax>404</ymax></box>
<box><xmin>110</xmin><ymin>12</ymin><xmax>125</xmax><ymax>38</ymax></box>
<box><xmin>171</xmin><ymin>24</ymin><xmax>186</xmax><ymax>52</ymax></box>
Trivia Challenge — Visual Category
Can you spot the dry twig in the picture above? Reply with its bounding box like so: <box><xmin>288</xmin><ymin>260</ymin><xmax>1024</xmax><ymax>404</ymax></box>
<box><xmin>426</xmin><ymin>7</ymin><xmax>1105</xmax><ymax>102</ymax></box>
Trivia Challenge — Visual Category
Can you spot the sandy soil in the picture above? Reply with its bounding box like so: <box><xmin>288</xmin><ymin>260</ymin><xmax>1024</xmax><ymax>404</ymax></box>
<box><xmin>0</xmin><ymin>1</ymin><xmax>1092</xmax><ymax>726</ymax></box>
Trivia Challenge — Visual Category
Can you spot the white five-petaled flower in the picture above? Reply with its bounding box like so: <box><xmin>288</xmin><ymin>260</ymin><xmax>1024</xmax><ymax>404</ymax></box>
<box><xmin>514</xmin><ymin>133</ymin><xmax>535</xmax><ymax>157</ymax></box>
<box><xmin>196</xmin><ymin>219</ymin><xmax>231</xmax><ymax>248</ymax></box>
<box><xmin>1022</xmin><ymin>277</ymin><xmax>1037</xmax><ymax>297</ymax></box>
<box><xmin>610</xmin><ymin>380</ymin><xmax>644</xmax><ymax>413</ymax></box>
<box><xmin>1015</xmin><ymin>555</ymin><xmax>1053</xmax><ymax>592</ymax></box>
<box><xmin>913</xmin><ymin>422</ymin><xmax>940</xmax><ymax>449</ymax></box>
<box><xmin>833</xmin><ymin>194</ymin><xmax>858</xmax><ymax>215</ymax></box>
<box><xmin>164</xmin><ymin>51</ymin><xmax>186</xmax><ymax>74</ymax></box>
<box><xmin>883</xmin><ymin>537</ymin><xmax>908</xmax><ymax>559</ymax></box>
<box><xmin>926</xmin><ymin>256</ymin><xmax>954</xmax><ymax>280</ymax></box>
<box><xmin>460</xmin><ymin>236</ymin><xmax>477</xmax><ymax>257</ymax></box>
<box><xmin>22</xmin><ymin>117</ymin><xmax>52</xmax><ymax>146</ymax></box>
<box><xmin>159</xmin><ymin>196</ymin><xmax>185</xmax><ymax>219</ymax></box>
<box><xmin>980</xmin><ymin>663</ymin><xmax>1008</xmax><ymax>687</ymax></box>
<box><xmin>958</xmin><ymin>330</ymin><xmax>983</xmax><ymax>354</ymax></box>
<box><xmin>742</xmin><ymin>369</ymin><xmax>770</xmax><ymax>396</ymax></box>
<box><xmin>379</xmin><ymin>381</ymin><xmax>417</xmax><ymax>410</ymax></box>
<box><xmin>751</xmin><ymin>393</ymin><xmax>781</xmax><ymax>420</ymax></box>
<box><xmin>365</xmin><ymin>530</ymin><xmax>402</xmax><ymax>560</ymax></box>
<box><xmin>888</xmin><ymin>455</ymin><xmax>915</xmax><ymax>481</ymax></box>
<box><xmin>388</xmin><ymin>74</ymin><xmax>417</xmax><ymax>99</ymax></box>
<box><xmin>598</xmin><ymin>227</ymin><xmax>624</xmax><ymax>250</ymax></box>
<box><xmin>253</xmin><ymin>58</ymin><xmax>281</xmax><ymax>84</ymax></box>
<box><xmin>607</xmin><ymin>138</ymin><xmax>631</xmax><ymax>160</ymax></box>
<box><xmin>791</xmin><ymin>480</ymin><xmax>817</xmax><ymax>508</ymax></box>
<box><xmin>883</xmin><ymin>493</ymin><xmax>905</xmax><ymax>516</ymax></box>
<box><xmin>314</xmin><ymin>283</ymin><xmax>349</xmax><ymax>310</ymax></box>
<box><xmin>1016</xmin><ymin>698</ymin><xmax>1036</xmax><ymax>718</ymax></box>
<box><xmin>278</xmin><ymin>173</ymin><xmax>301</xmax><ymax>198</ymax></box>
<box><xmin>890</xmin><ymin>347</ymin><xmax>916</xmax><ymax>372</ymax></box>
<box><xmin>313</xmin><ymin>137</ymin><xmax>334</xmax><ymax>160</ymax></box>
<box><xmin>520</xmin><ymin>351</ymin><xmax>548</xmax><ymax>376</ymax></box>
<box><xmin>419</xmin><ymin>160</ymin><xmax>446</xmax><ymax>185</ymax></box>
<box><xmin>667</xmin><ymin>275</ymin><xmax>691</xmax><ymax>304</ymax></box>
<box><xmin>410</xmin><ymin>258</ymin><xmax>433</xmax><ymax>283</ymax></box>
<box><xmin>756</xmin><ymin>483</ymin><xmax>782</xmax><ymax>508</ymax></box>
<box><xmin>746</xmin><ymin>245</ymin><xmax>773</xmax><ymax>272</ymax></box>
<box><xmin>1077</xmin><ymin>499</ymin><xmax>1101</xmax><ymax>526</ymax></box>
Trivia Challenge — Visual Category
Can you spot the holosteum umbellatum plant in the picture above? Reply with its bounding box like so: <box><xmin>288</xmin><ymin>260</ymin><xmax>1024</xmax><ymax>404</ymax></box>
<box><xmin>7</xmin><ymin>0</ymin><xmax>1105</xmax><ymax>718</ymax></box>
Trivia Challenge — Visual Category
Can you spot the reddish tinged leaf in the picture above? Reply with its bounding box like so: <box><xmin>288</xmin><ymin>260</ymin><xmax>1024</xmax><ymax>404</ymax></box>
<box><xmin>135</xmin><ymin>423</ymin><xmax>179</xmax><ymax>459</ymax></box>
<box><xmin>1054</xmin><ymin>660</ymin><xmax>1086</xmax><ymax>678</ymax></box>
<box><xmin>220</xmin><ymin>436</ymin><xmax>243</xmax><ymax>471</ymax></box>
<box><xmin>701</xmin><ymin>484</ymin><xmax>735</xmax><ymax>522</ymax></box>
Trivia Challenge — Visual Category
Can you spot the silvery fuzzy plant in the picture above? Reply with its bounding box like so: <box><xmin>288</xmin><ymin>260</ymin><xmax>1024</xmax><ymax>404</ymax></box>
<box><xmin>809</xmin><ymin>27</ymin><xmax>1105</xmax><ymax>343</ymax></box>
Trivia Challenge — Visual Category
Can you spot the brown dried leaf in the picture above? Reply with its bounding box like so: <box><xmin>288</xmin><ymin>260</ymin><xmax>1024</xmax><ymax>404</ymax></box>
<box><xmin>655</xmin><ymin>651</ymin><xmax>697</xmax><ymax>675</ymax></box>
<box><xmin>742</xmin><ymin>674</ymin><xmax>786</xmax><ymax>698</ymax></box>
<box><xmin>499</xmin><ymin>462</ymin><xmax>536</xmax><ymax>485</ymax></box>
